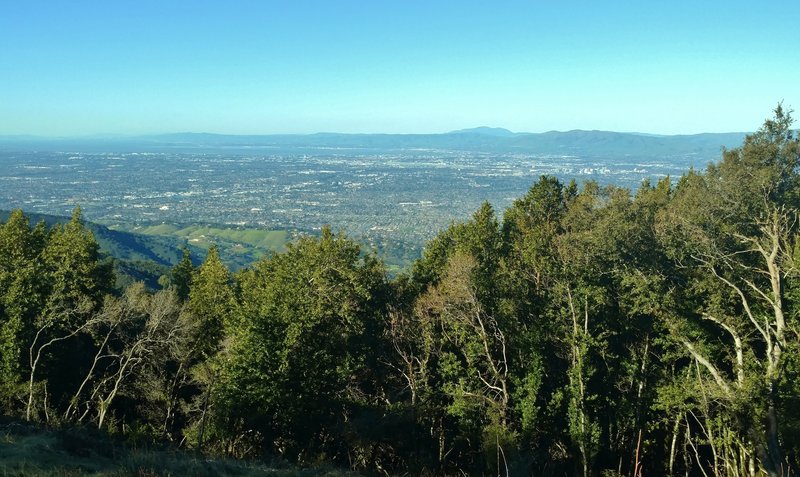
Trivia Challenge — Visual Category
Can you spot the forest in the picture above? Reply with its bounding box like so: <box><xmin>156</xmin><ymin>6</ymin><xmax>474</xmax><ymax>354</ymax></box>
<box><xmin>1</xmin><ymin>106</ymin><xmax>799</xmax><ymax>476</ymax></box>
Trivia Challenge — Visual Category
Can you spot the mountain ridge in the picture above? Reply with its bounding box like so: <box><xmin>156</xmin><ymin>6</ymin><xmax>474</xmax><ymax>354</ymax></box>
<box><xmin>0</xmin><ymin>127</ymin><xmax>750</xmax><ymax>140</ymax></box>
<box><xmin>447</xmin><ymin>126</ymin><xmax>518</xmax><ymax>137</ymax></box>
<box><xmin>0</xmin><ymin>129</ymin><xmax>749</xmax><ymax>158</ymax></box>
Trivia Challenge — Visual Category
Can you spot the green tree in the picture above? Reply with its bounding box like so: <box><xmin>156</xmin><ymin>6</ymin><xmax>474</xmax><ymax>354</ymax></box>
<box><xmin>0</xmin><ymin>210</ymin><xmax>46</xmax><ymax>403</ymax></box>
<box><xmin>415</xmin><ymin>251</ymin><xmax>517</xmax><ymax>474</ymax></box>
<box><xmin>657</xmin><ymin>105</ymin><xmax>800</xmax><ymax>476</ymax></box>
<box><xmin>26</xmin><ymin>207</ymin><xmax>113</xmax><ymax>418</ymax></box>
<box><xmin>171</xmin><ymin>246</ymin><xmax>195</xmax><ymax>301</ymax></box>
<box><xmin>42</xmin><ymin>207</ymin><xmax>112</xmax><ymax>320</ymax></box>
<box><xmin>188</xmin><ymin>246</ymin><xmax>235</xmax><ymax>359</ymax></box>
<box><xmin>184</xmin><ymin>246</ymin><xmax>236</xmax><ymax>450</ymax></box>
<box><xmin>214</xmin><ymin>228</ymin><xmax>389</xmax><ymax>462</ymax></box>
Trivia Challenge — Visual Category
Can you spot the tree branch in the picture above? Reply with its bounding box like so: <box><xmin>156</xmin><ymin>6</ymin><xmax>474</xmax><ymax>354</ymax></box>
<box><xmin>682</xmin><ymin>340</ymin><xmax>732</xmax><ymax>395</ymax></box>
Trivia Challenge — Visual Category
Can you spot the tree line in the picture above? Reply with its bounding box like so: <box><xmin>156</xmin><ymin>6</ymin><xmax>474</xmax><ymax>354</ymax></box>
<box><xmin>1</xmin><ymin>107</ymin><xmax>799</xmax><ymax>476</ymax></box>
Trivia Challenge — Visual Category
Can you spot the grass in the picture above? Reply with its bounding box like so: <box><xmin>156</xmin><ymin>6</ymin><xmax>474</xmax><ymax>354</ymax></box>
<box><xmin>119</xmin><ymin>221</ymin><xmax>420</xmax><ymax>274</ymax></box>
<box><xmin>114</xmin><ymin>223</ymin><xmax>295</xmax><ymax>270</ymax></box>
<box><xmin>0</xmin><ymin>419</ymin><xmax>356</xmax><ymax>477</ymax></box>
<box><xmin>134</xmin><ymin>223</ymin><xmax>181</xmax><ymax>236</ymax></box>
<box><xmin>133</xmin><ymin>225</ymin><xmax>291</xmax><ymax>253</ymax></box>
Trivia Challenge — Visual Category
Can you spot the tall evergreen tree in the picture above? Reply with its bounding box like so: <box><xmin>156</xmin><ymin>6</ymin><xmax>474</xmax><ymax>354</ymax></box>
<box><xmin>188</xmin><ymin>246</ymin><xmax>235</xmax><ymax>359</ymax></box>
<box><xmin>0</xmin><ymin>211</ymin><xmax>46</xmax><ymax>402</ymax></box>
<box><xmin>171</xmin><ymin>246</ymin><xmax>195</xmax><ymax>301</ymax></box>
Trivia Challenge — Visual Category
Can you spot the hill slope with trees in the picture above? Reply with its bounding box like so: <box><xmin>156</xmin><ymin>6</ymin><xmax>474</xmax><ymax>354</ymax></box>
<box><xmin>1</xmin><ymin>106</ymin><xmax>798</xmax><ymax>476</ymax></box>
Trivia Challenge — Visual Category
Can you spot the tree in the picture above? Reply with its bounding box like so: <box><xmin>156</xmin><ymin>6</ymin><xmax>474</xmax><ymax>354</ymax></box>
<box><xmin>183</xmin><ymin>245</ymin><xmax>236</xmax><ymax>450</ymax></box>
<box><xmin>188</xmin><ymin>246</ymin><xmax>235</xmax><ymax>359</ymax></box>
<box><xmin>22</xmin><ymin>207</ymin><xmax>113</xmax><ymax>418</ymax></box>
<box><xmin>0</xmin><ymin>210</ymin><xmax>46</xmax><ymax>404</ymax></box>
<box><xmin>214</xmin><ymin>228</ymin><xmax>389</xmax><ymax>462</ymax></box>
<box><xmin>657</xmin><ymin>105</ymin><xmax>800</xmax><ymax>476</ymax></box>
<box><xmin>42</xmin><ymin>207</ymin><xmax>112</xmax><ymax>319</ymax></box>
<box><xmin>93</xmin><ymin>285</ymin><xmax>189</xmax><ymax>429</ymax></box>
<box><xmin>171</xmin><ymin>246</ymin><xmax>195</xmax><ymax>301</ymax></box>
<box><xmin>415</xmin><ymin>251</ymin><xmax>516</xmax><ymax>474</ymax></box>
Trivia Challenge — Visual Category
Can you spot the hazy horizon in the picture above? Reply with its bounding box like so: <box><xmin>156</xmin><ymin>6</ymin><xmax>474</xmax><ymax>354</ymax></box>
<box><xmin>0</xmin><ymin>126</ymin><xmax>754</xmax><ymax>140</ymax></box>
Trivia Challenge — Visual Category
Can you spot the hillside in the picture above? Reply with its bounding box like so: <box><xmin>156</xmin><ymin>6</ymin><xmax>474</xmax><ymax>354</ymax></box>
<box><xmin>0</xmin><ymin>210</ymin><xmax>418</xmax><ymax>283</ymax></box>
<box><xmin>0</xmin><ymin>210</ymin><xmax>191</xmax><ymax>266</ymax></box>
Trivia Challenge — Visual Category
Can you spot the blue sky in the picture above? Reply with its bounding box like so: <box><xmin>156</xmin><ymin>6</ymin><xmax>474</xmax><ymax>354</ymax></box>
<box><xmin>1</xmin><ymin>1</ymin><xmax>798</xmax><ymax>135</ymax></box>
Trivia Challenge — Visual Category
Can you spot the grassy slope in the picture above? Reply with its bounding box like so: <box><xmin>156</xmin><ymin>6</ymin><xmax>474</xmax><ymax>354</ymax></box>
<box><xmin>125</xmin><ymin>223</ymin><xmax>420</xmax><ymax>274</ymax></box>
<box><xmin>1</xmin><ymin>210</ymin><xmax>420</xmax><ymax>280</ymax></box>
<box><xmin>119</xmin><ymin>223</ymin><xmax>295</xmax><ymax>272</ymax></box>
<box><xmin>0</xmin><ymin>418</ymin><xmax>355</xmax><ymax>477</ymax></box>
<box><xmin>127</xmin><ymin>224</ymin><xmax>291</xmax><ymax>255</ymax></box>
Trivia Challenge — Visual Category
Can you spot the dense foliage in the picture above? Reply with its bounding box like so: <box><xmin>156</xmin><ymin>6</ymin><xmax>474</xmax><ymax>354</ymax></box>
<box><xmin>1</xmin><ymin>107</ymin><xmax>799</xmax><ymax>476</ymax></box>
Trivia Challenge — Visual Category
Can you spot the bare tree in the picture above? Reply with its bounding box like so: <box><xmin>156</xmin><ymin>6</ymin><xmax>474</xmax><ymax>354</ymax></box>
<box><xmin>26</xmin><ymin>298</ymin><xmax>97</xmax><ymax>421</ymax></box>
<box><xmin>59</xmin><ymin>284</ymin><xmax>190</xmax><ymax>429</ymax></box>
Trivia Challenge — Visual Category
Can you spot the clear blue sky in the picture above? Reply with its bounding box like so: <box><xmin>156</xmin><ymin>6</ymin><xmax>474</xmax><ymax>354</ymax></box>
<box><xmin>1</xmin><ymin>0</ymin><xmax>798</xmax><ymax>136</ymax></box>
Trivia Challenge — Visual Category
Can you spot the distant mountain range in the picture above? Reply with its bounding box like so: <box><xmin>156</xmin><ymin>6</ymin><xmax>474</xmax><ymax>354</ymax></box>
<box><xmin>448</xmin><ymin>126</ymin><xmax>518</xmax><ymax>137</ymax></box>
<box><xmin>0</xmin><ymin>128</ymin><xmax>749</xmax><ymax>158</ymax></box>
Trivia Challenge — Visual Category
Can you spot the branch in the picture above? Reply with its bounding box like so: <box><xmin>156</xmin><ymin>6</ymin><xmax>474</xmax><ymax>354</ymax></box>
<box><xmin>742</xmin><ymin>278</ymin><xmax>776</xmax><ymax>308</ymax></box>
<box><xmin>701</xmin><ymin>314</ymin><xmax>745</xmax><ymax>386</ymax></box>
<box><xmin>709</xmin><ymin>267</ymin><xmax>769</xmax><ymax>343</ymax></box>
<box><xmin>682</xmin><ymin>340</ymin><xmax>732</xmax><ymax>395</ymax></box>
<box><xmin>477</xmin><ymin>370</ymin><xmax>504</xmax><ymax>395</ymax></box>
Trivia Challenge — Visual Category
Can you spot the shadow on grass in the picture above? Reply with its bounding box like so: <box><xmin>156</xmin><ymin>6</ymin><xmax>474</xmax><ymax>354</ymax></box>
<box><xmin>0</xmin><ymin>417</ymin><xmax>356</xmax><ymax>477</ymax></box>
